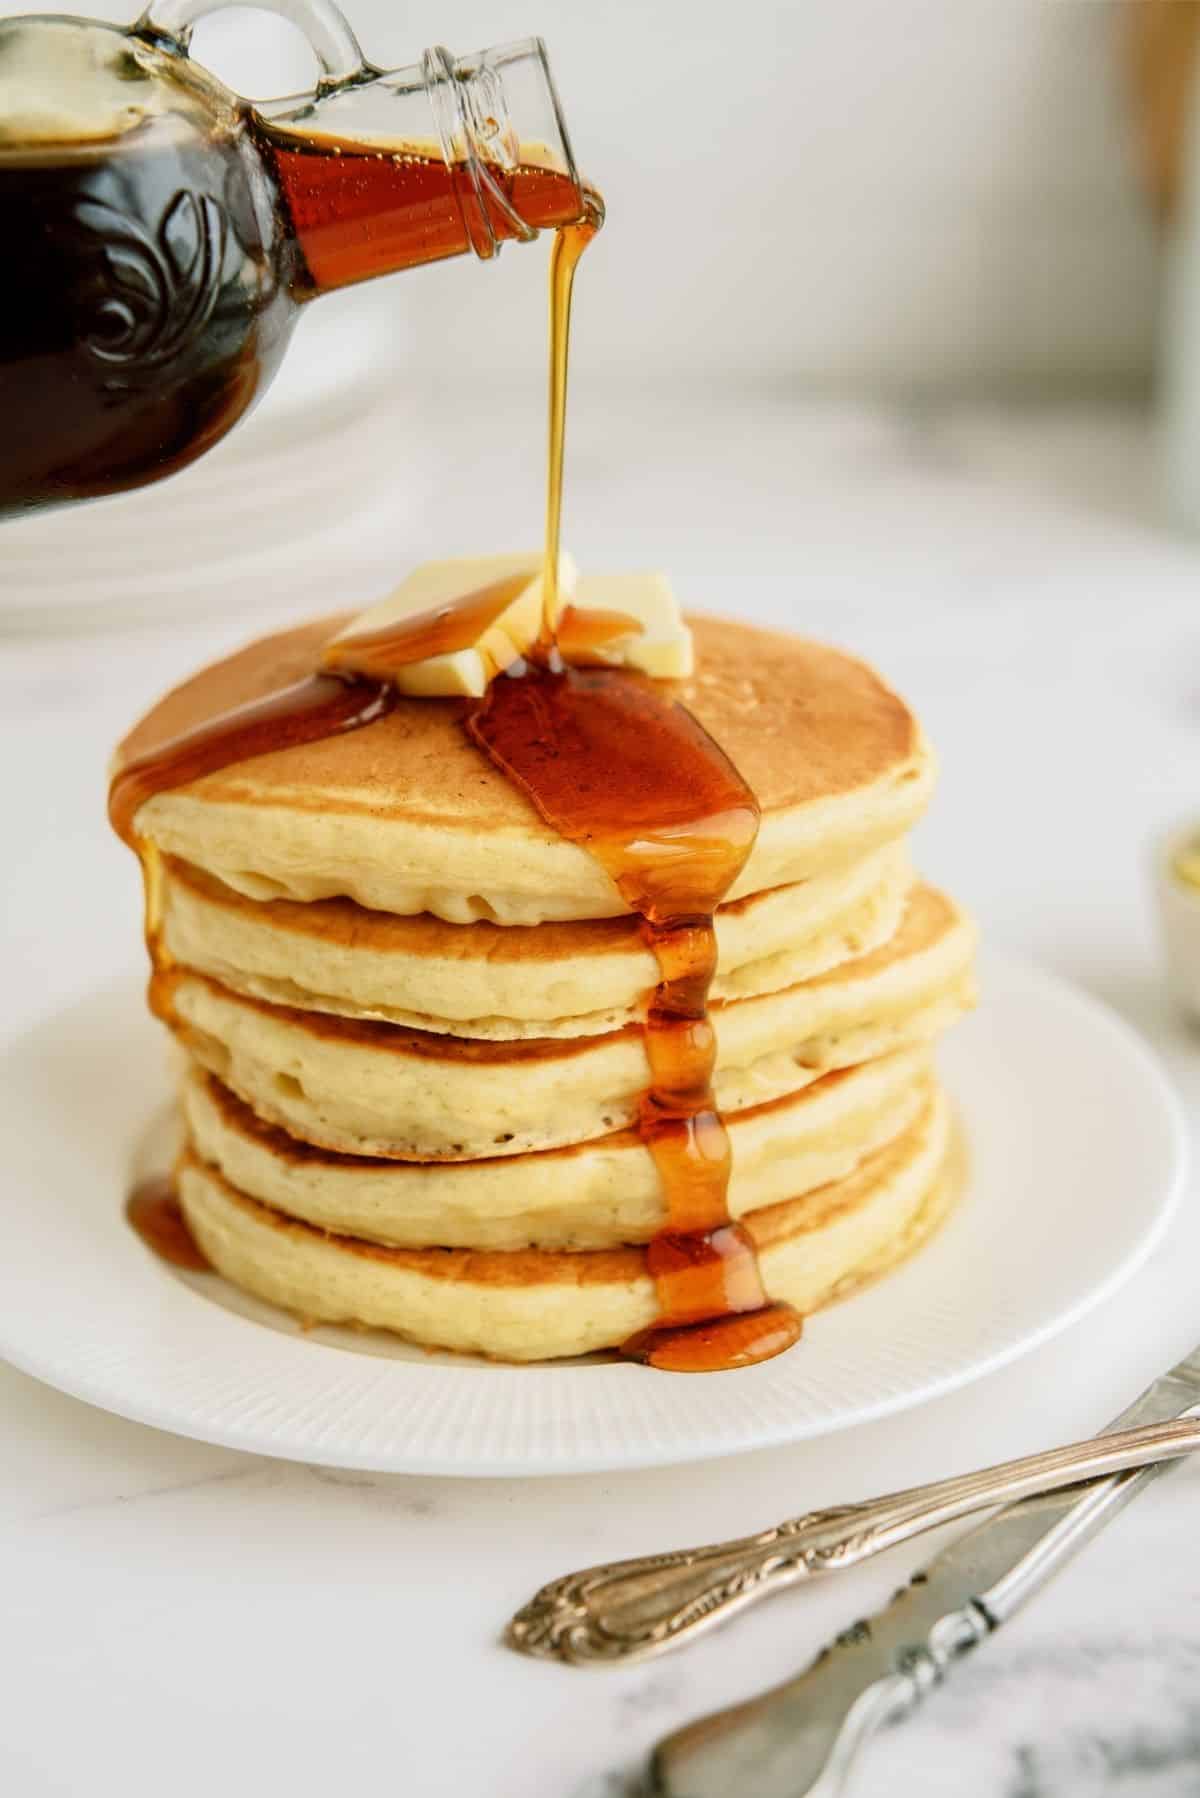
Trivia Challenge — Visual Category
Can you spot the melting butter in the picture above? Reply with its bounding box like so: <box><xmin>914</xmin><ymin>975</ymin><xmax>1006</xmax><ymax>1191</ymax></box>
<box><xmin>325</xmin><ymin>554</ymin><xmax>694</xmax><ymax>695</ymax></box>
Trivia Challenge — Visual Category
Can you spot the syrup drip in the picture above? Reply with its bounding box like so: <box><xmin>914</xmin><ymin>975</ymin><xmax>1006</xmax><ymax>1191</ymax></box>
<box><xmin>107</xmin><ymin>674</ymin><xmax>394</xmax><ymax>849</ymax></box>
<box><xmin>125</xmin><ymin>1175</ymin><xmax>210</xmax><ymax>1271</ymax></box>
<box><xmin>109</xmin><ymin>674</ymin><xmax>393</xmax><ymax>970</ymax></box>
<box><xmin>467</xmin><ymin>665</ymin><xmax>803</xmax><ymax>1372</ymax></box>
<box><xmin>110</xmin><ymin>676</ymin><xmax>394</xmax><ymax>1195</ymax></box>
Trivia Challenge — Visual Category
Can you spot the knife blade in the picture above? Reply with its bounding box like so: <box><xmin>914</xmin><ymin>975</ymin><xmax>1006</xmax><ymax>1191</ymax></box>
<box><xmin>648</xmin><ymin>1346</ymin><xmax>1200</xmax><ymax>1798</ymax></box>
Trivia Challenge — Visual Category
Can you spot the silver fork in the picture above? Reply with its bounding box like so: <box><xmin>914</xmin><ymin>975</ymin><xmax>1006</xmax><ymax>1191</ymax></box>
<box><xmin>507</xmin><ymin>1408</ymin><xmax>1200</xmax><ymax>1665</ymax></box>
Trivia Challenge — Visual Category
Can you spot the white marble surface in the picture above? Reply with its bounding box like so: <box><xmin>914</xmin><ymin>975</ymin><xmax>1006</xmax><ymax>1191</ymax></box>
<box><xmin>3</xmin><ymin>393</ymin><xmax>1200</xmax><ymax>1797</ymax></box>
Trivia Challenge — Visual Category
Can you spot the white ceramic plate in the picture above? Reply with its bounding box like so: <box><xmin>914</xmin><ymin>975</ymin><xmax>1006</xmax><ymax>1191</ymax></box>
<box><xmin>0</xmin><ymin>950</ymin><xmax>1185</xmax><ymax>1476</ymax></box>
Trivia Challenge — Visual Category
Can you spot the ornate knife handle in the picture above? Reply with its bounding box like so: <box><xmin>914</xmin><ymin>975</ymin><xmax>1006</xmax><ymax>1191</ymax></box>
<box><xmin>506</xmin><ymin>1415</ymin><xmax>1200</xmax><ymax>1665</ymax></box>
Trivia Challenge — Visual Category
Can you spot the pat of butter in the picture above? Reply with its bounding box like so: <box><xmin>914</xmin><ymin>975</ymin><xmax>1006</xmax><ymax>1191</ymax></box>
<box><xmin>325</xmin><ymin>556</ymin><xmax>694</xmax><ymax>693</ymax></box>
<box><xmin>323</xmin><ymin>553</ymin><xmax>576</xmax><ymax>697</ymax></box>
<box><xmin>568</xmin><ymin>573</ymin><xmax>694</xmax><ymax>679</ymax></box>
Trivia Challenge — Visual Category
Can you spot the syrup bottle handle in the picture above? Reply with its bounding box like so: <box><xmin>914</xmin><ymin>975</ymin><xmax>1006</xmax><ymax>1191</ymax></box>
<box><xmin>133</xmin><ymin>0</ymin><xmax>372</xmax><ymax>92</ymax></box>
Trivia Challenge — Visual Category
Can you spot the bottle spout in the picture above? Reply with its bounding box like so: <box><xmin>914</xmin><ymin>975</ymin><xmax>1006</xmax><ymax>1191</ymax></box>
<box><xmin>134</xmin><ymin>0</ymin><xmax>588</xmax><ymax>284</ymax></box>
<box><xmin>257</xmin><ymin>37</ymin><xmax>587</xmax><ymax>278</ymax></box>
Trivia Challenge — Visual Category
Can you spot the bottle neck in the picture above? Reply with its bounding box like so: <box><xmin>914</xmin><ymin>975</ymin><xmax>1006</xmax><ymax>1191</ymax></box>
<box><xmin>256</xmin><ymin>38</ymin><xmax>587</xmax><ymax>296</ymax></box>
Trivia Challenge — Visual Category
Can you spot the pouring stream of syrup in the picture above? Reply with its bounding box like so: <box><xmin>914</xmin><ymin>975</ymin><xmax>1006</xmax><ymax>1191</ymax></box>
<box><xmin>540</xmin><ymin>189</ymin><xmax>604</xmax><ymax>644</ymax></box>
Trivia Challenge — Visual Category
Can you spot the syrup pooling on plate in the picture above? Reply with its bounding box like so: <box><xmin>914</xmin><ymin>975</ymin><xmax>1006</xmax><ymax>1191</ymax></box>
<box><xmin>126</xmin><ymin>1173</ymin><xmax>210</xmax><ymax>1271</ymax></box>
<box><xmin>467</xmin><ymin>664</ymin><xmax>803</xmax><ymax>1372</ymax></box>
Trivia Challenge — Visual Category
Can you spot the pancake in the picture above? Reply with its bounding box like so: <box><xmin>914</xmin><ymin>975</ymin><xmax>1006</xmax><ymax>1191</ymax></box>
<box><xmin>177</xmin><ymin>1088</ymin><xmax>957</xmax><ymax>1360</ymax></box>
<box><xmin>164</xmin><ymin>884</ymin><xmax>977</xmax><ymax>1159</ymax></box>
<box><xmin>158</xmin><ymin>841</ymin><xmax>914</xmax><ymax>1039</ymax></box>
<box><xmin>114</xmin><ymin>614</ymin><xmax>936</xmax><ymax>924</ymax></box>
<box><xmin>182</xmin><ymin>1047</ymin><xmax>933</xmax><ymax>1249</ymax></box>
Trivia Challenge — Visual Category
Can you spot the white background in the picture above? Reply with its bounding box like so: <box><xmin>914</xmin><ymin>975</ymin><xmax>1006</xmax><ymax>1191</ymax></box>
<box><xmin>6</xmin><ymin>3</ymin><xmax>1200</xmax><ymax>1793</ymax></box>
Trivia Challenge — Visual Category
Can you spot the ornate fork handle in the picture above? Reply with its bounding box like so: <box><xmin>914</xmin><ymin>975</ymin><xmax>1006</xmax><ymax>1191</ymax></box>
<box><xmin>506</xmin><ymin>1414</ymin><xmax>1200</xmax><ymax>1665</ymax></box>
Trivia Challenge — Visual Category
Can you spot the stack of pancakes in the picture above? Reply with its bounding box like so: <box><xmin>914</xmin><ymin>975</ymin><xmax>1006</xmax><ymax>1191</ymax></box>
<box><xmin>117</xmin><ymin>613</ymin><xmax>976</xmax><ymax>1361</ymax></box>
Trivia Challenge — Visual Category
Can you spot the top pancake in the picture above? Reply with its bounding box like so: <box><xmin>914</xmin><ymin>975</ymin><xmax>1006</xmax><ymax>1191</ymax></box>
<box><xmin>117</xmin><ymin>612</ymin><xmax>935</xmax><ymax>925</ymax></box>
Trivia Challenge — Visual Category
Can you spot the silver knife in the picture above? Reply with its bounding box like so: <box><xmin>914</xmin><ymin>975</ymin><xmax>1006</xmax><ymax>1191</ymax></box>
<box><xmin>649</xmin><ymin>1345</ymin><xmax>1200</xmax><ymax>1798</ymax></box>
